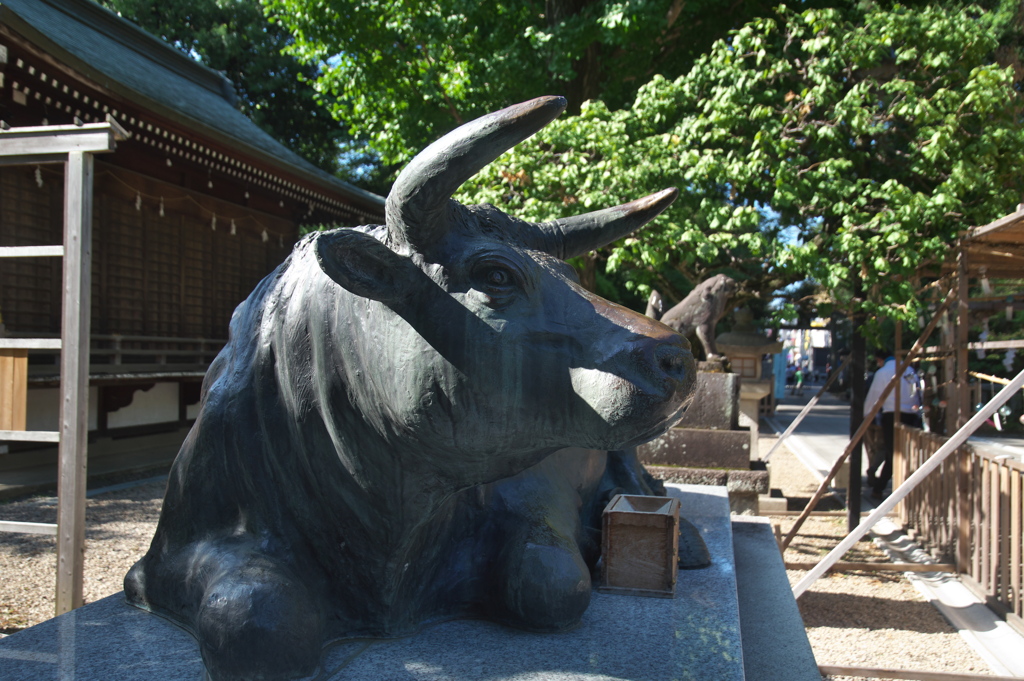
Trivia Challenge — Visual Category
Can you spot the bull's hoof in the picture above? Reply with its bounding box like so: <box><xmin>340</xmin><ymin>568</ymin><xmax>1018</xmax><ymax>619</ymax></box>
<box><xmin>678</xmin><ymin>516</ymin><xmax>711</xmax><ymax>569</ymax></box>
<box><xmin>196</xmin><ymin>565</ymin><xmax>324</xmax><ymax>681</ymax></box>
<box><xmin>496</xmin><ymin>541</ymin><xmax>591</xmax><ymax>632</ymax></box>
<box><xmin>123</xmin><ymin>559</ymin><xmax>147</xmax><ymax>605</ymax></box>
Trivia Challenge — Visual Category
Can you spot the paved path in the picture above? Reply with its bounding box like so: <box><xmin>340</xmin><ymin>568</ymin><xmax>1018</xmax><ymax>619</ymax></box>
<box><xmin>760</xmin><ymin>384</ymin><xmax>1024</xmax><ymax>676</ymax></box>
<box><xmin>764</xmin><ymin>382</ymin><xmax>856</xmax><ymax>482</ymax></box>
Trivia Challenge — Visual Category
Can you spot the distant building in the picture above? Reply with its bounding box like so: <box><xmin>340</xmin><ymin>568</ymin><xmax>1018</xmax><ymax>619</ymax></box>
<box><xmin>0</xmin><ymin>0</ymin><xmax>384</xmax><ymax>464</ymax></box>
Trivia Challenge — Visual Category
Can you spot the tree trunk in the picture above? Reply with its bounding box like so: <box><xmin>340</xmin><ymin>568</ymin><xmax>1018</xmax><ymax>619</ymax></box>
<box><xmin>578</xmin><ymin>252</ymin><xmax>598</xmax><ymax>293</ymax></box>
<box><xmin>546</xmin><ymin>0</ymin><xmax>602</xmax><ymax>113</ymax></box>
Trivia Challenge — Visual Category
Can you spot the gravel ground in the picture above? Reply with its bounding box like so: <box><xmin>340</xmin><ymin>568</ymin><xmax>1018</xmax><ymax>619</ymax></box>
<box><xmin>0</xmin><ymin>476</ymin><xmax>165</xmax><ymax>634</ymax></box>
<box><xmin>0</xmin><ymin>438</ymin><xmax>1002</xmax><ymax>681</ymax></box>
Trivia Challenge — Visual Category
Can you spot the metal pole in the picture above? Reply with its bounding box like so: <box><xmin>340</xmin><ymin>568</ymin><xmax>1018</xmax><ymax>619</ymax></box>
<box><xmin>848</xmin><ymin>327</ymin><xmax>866</xmax><ymax>532</ymax></box>
<box><xmin>55</xmin><ymin>151</ymin><xmax>93</xmax><ymax>614</ymax></box>
<box><xmin>792</xmin><ymin>365</ymin><xmax>1024</xmax><ymax>599</ymax></box>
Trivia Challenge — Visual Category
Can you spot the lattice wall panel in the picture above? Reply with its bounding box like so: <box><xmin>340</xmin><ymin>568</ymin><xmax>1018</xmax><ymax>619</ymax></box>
<box><xmin>0</xmin><ymin>168</ymin><xmax>62</xmax><ymax>335</ymax></box>
<box><xmin>2</xmin><ymin>166</ymin><xmax>296</xmax><ymax>343</ymax></box>
<box><xmin>182</xmin><ymin>219</ymin><xmax>209</xmax><ymax>338</ymax></box>
<box><xmin>143</xmin><ymin>207</ymin><xmax>181</xmax><ymax>338</ymax></box>
<box><xmin>97</xmin><ymin>197</ymin><xmax>145</xmax><ymax>335</ymax></box>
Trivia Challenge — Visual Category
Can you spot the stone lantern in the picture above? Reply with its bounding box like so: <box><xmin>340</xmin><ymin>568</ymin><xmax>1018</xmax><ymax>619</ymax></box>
<box><xmin>715</xmin><ymin>307</ymin><xmax>783</xmax><ymax>445</ymax></box>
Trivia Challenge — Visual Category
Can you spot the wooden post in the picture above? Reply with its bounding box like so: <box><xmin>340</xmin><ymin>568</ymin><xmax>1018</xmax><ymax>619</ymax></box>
<box><xmin>0</xmin><ymin>121</ymin><xmax>124</xmax><ymax>613</ymax></box>
<box><xmin>848</xmin><ymin>320</ymin><xmax>866</xmax><ymax>533</ymax></box>
<box><xmin>55</xmin><ymin>150</ymin><xmax>93</xmax><ymax>615</ymax></box>
<box><xmin>956</xmin><ymin>245</ymin><xmax>970</xmax><ymax>430</ymax></box>
<box><xmin>893</xmin><ymin>321</ymin><xmax>903</xmax><ymax>519</ymax></box>
<box><xmin>954</xmin><ymin>243</ymin><xmax>973</xmax><ymax>577</ymax></box>
<box><xmin>957</xmin><ymin>443</ymin><xmax>971</xmax><ymax>574</ymax></box>
<box><xmin>895</xmin><ymin>320</ymin><xmax>903</xmax><ymax>426</ymax></box>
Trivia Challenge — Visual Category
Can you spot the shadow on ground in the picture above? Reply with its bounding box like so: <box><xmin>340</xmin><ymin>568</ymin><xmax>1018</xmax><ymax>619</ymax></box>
<box><xmin>798</xmin><ymin>588</ymin><xmax>956</xmax><ymax>634</ymax></box>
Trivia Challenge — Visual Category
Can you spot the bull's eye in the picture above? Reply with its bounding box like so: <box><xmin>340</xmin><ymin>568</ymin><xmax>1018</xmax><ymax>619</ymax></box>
<box><xmin>486</xmin><ymin>269</ymin><xmax>509</xmax><ymax>287</ymax></box>
<box><xmin>471</xmin><ymin>259</ymin><xmax>522</xmax><ymax>306</ymax></box>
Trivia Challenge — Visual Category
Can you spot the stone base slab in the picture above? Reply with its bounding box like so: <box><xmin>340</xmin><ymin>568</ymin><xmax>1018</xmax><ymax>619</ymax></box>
<box><xmin>0</xmin><ymin>485</ymin><xmax>756</xmax><ymax>681</ymax></box>
<box><xmin>647</xmin><ymin>467</ymin><xmax>771</xmax><ymax>515</ymax></box>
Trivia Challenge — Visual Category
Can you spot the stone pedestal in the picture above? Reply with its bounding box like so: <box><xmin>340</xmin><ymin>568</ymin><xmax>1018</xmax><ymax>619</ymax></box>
<box><xmin>638</xmin><ymin>371</ymin><xmax>769</xmax><ymax>513</ymax></box>
<box><xmin>676</xmin><ymin>372</ymin><xmax>740</xmax><ymax>430</ymax></box>
<box><xmin>0</xmin><ymin>485</ymin><xmax>820</xmax><ymax>681</ymax></box>
<box><xmin>638</xmin><ymin>427</ymin><xmax>751</xmax><ymax>469</ymax></box>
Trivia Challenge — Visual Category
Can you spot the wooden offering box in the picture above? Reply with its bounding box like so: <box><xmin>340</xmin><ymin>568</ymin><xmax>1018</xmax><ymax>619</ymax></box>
<box><xmin>599</xmin><ymin>494</ymin><xmax>680</xmax><ymax>598</ymax></box>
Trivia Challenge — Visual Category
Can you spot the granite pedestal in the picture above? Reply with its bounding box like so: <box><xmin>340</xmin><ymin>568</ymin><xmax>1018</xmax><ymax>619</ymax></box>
<box><xmin>0</xmin><ymin>485</ymin><xmax>818</xmax><ymax>681</ymax></box>
<box><xmin>638</xmin><ymin>372</ymin><xmax>771</xmax><ymax>514</ymax></box>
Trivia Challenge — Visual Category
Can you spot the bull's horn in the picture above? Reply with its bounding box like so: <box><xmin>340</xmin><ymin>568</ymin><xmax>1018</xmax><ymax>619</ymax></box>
<box><xmin>535</xmin><ymin>188</ymin><xmax>679</xmax><ymax>260</ymax></box>
<box><xmin>387</xmin><ymin>96</ymin><xmax>567</xmax><ymax>252</ymax></box>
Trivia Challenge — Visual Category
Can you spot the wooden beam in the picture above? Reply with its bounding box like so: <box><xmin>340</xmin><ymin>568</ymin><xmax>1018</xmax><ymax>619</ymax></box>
<box><xmin>967</xmin><ymin>206</ymin><xmax>1024</xmax><ymax>241</ymax></box>
<box><xmin>967</xmin><ymin>339</ymin><xmax>1024</xmax><ymax>351</ymax></box>
<box><xmin>0</xmin><ymin>245</ymin><xmax>63</xmax><ymax>258</ymax></box>
<box><xmin>785</xmin><ymin>561</ymin><xmax>955</xmax><ymax>573</ymax></box>
<box><xmin>0</xmin><ymin>127</ymin><xmax>121</xmax><ymax>158</ymax></box>
<box><xmin>55</xmin><ymin>150</ymin><xmax>93</xmax><ymax>616</ymax></box>
<box><xmin>766</xmin><ymin>510</ymin><xmax>872</xmax><ymax>517</ymax></box>
<box><xmin>0</xmin><ymin>429</ymin><xmax>60</xmax><ymax>443</ymax></box>
<box><xmin>0</xmin><ymin>521</ymin><xmax>58</xmax><ymax>536</ymax></box>
<box><xmin>819</xmin><ymin>665</ymin><xmax>1024</xmax><ymax>681</ymax></box>
<box><xmin>0</xmin><ymin>338</ymin><xmax>62</xmax><ymax>350</ymax></box>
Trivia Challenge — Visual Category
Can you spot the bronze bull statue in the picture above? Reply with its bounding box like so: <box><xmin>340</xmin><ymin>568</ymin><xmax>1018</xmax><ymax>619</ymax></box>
<box><xmin>125</xmin><ymin>97</ymin><xmax>697</xmax><ymax>680</ymax></box>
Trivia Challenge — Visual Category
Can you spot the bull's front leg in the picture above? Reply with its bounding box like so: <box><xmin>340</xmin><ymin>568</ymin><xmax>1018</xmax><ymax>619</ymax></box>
<box><xmin>194</xmin><ymin>551</ymin><xmax>325</xmax><ymax>681</ymax></box>
<box><xmin>485</xmin><ymin>471</ymin><xmax>592</xmax><ymax>632</ymax></box>
<box><xmin>128</xmin><ymin>539</ymin><xmax>326</xmax><ymax>681</ymax></box>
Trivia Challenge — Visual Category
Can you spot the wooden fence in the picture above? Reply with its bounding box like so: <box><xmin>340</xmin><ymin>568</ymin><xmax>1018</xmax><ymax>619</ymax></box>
<box><xmin>894</xmin><ymin>425</ymin><xmax>1024</xmax><ymax>635</ymax></box>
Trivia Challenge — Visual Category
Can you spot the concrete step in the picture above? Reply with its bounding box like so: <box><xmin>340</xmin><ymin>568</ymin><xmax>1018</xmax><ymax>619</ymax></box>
<box><xmin>733</xmin><ymin>515</ymin><xmax>820</xmax><ymax>681</ymax></box>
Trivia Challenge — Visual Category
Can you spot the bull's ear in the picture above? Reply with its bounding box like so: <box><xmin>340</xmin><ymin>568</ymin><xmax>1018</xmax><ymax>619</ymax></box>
<box><xmin>315</xmin><ymin>229</ymin><xmax>418</xmax><ymax>303</ymax></box>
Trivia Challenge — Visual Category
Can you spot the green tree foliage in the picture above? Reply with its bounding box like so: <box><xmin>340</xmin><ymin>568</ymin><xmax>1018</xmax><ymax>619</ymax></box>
<box><xmin>96</xmin><ymin>0</ymin><xmax>358</xmax><ymax>176</ymax></box>
<box><xmin>459</xmin><ymin>3</ymin><xmax>1024</xmax><ymax>321</ymax></box>
<box><xmin>265</xmin><ymin>0</ymin><xmax>840</xmax><ymax>168</ymax></box>
<box><xmin>456</xmin><ymin>97</ymin><xmax>787</xmax><ymax>307</ymax></box>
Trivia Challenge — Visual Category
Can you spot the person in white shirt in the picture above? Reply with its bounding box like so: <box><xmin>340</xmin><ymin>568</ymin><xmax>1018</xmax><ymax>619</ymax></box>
<box><xmin>863</xmin><ymin>349</ymin><xmax>923</xmax><ymax>498</ymax></box>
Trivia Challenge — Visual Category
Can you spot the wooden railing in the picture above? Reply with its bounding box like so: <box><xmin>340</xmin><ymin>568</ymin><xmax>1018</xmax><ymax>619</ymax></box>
<box><xmin>90</xmin><ymin>334</ymin><xmax>225</xmax><ymax>368</ymax></box>
<box><xmin>894</xmin><ymin>425</ymin><xmax>1024</xmax><ymax>635</ymax></box>
<box><xmin>3</xmin><ymin>333</ymin><xmax>225</xmax><ymax>379</ymax></box>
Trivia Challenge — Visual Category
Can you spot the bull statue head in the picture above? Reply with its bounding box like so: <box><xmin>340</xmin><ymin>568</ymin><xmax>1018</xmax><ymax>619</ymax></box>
<box><xmin>313</xmin><ymin>96</ymin><xmax>693</xmax><ymax>483</ymax></box>
<box><xmin>126</xmin><ymin>96</ymin><xmax>698</xmax><ymax>681</ymax></box>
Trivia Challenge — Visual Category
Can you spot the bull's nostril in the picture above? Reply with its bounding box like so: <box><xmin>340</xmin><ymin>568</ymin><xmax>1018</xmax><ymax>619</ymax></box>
<box><xmin>655</xmin><ymin>343</ymin><xmax>691</xmax><ymax>380</ymax></box>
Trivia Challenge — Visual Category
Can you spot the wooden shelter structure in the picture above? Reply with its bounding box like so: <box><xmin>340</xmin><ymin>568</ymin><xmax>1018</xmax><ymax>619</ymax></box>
<box><xmin>896</xmin><ymin>205</ymin><xmax>1024</xmax><ymax>435</ymax></box>
<box><xmin>0</xmin><ymin>0</ymin><xmax>383</xmax><ymax>444</ymax></box>
<box><xmin>0</xmin><ymin>0</ymin><xmax>385</xmax><ymax>613</ymax></box>
<box><xmin>889</xmin><ymin>208</ymin><xmax>1024</xmax><ymax>636</ymax></box>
